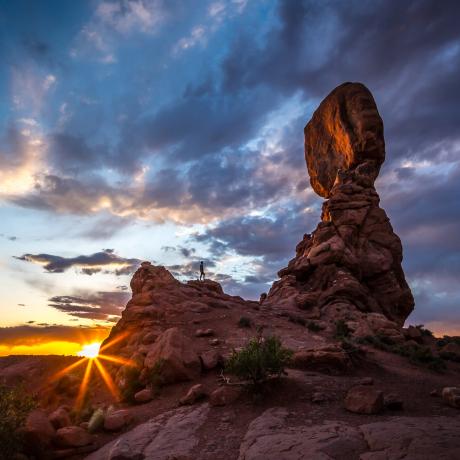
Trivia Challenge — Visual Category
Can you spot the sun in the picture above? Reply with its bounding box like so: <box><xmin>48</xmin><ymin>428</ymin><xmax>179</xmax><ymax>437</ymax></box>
<box><xmin>77</xmin><ymin>342</ymin><xmax>101</xmax><ymax>359</ymax></box>
<box><xmin>50</xmin><ymin>332</ymin><xmax>136</xmax><ymax>411</ymax></box>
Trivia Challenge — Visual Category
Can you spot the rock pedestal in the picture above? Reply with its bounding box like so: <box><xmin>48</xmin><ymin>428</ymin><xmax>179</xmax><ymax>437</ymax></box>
<box><xmin>264</xmin><ymin>82</ymin><xmax>414</xmax><ymax>336</ymax></box>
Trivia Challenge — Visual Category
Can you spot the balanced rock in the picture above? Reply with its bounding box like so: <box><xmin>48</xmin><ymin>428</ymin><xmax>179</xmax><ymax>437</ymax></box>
<box><xmin>265</xmin><ymin>82</ymin><xmax>414</xmax><ymax>333</ymax></box>
<box><xmin>305</xmin><ymin>82</ymin><xmax>385</xmax><ymax>198</ymax></box>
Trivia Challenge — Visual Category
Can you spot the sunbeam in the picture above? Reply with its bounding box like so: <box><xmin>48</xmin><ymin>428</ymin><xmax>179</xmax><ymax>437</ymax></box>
<box><xmin>94</xmin><ymin>358</ymin><xmax>119</xmax><ymax>400</ymax></box>
<box><xmin>75</xmin><ymin>359</ymin><xmax>93</xmax><ymax>411</ymax></box>
<box><xmin>98</xmin><ymin>353</ymin><xmax>136</xmax><ymax>367</ymax></box>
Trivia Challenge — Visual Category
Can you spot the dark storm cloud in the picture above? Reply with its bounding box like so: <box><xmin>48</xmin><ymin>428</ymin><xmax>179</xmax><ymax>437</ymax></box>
<box><xmin>15</xmin><ymin>249</ymin><xmax>141</xmax><ymax>275</ymax></box>
<box><xmin>48</xmin><ymin>290</ymin><xmax>129</xmax><ymax>321</ymax></box>
<box><xmin>47</xmin><ymin>133</ymin><xmax>105</xmax><ymax>174</ymax></box>
<box><xmin>192</xmin><ymin>203</ymin><xmax>318</xmax><ymax>264</ymax></box>
<box><xmin>118</xmin><ymin>87</ymin><xmax>280</xmax><ymax>164</ymax></box>
<box><xmin>383</xmin><ymin>164</ymin><xmax>460</xmax><ymax>278</ymax></box>
<box><xmin>0</xmin><ymin>324</ymin><xmax>109</xmax><ymax>347</ymax></box>
<box><xmin>222</xmin><ymin>0</ymin><xmax>460</xmax><ymax>167</ymax></box>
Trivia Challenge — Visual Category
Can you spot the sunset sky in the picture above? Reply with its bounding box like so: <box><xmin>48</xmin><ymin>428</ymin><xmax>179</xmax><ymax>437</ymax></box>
<box><xmin>1</xmin><ymin>0</ymin><xmax>459</xmax><ymax>355</ymax></box>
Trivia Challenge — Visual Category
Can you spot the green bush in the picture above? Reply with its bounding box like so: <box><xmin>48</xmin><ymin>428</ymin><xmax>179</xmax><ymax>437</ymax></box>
<box><xmin>0</xmin><ymin>385</ymin><xmax>36</xmax><ymax>460</ymax></box>
<box><xmin>437</xmin><ymin>335</ymin><xmax>460</xmax><ymax>348</ymax></box>
<box><xmin>415</xmin><ymin>324</ymin><xmax>434</xmax><ymax>337</ymax></box>
<box><xmin>357</xmin><ymin>335</ymin><xmax>446</xmax><ymax>372</ymax></box>
<box><xmin>238</xmin><ymin>316</ymin><xmax>252</xmax><ymax>328</ymax></box>
<box><xmin>226</xmin><ymin>336</ymin><xmax>293</xmax><ymax>386</ymax></box>
<box><xmin>334</xmin><ymin>320</ymin><xmax>351</xmax><ymax>339</ymax></box>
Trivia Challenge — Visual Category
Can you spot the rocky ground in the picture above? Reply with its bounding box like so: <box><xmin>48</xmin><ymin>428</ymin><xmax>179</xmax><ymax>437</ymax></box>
<box><xmin>1</xmin><ymin>270</ymin><xmax>459</xmax><ymax>459</ymax></box>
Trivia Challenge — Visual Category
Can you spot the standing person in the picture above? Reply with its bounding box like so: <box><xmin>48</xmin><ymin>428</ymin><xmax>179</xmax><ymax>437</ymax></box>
<box><xmin>199</xmin><ymin>261</ymin><xmax>205</xmax><ymax>281</ymax></box>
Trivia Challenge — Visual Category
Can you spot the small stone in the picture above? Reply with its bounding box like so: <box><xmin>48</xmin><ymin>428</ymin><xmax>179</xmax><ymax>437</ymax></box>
<box><xmin>344</xmin><ymin>386</ymin><xmax>384</xmax><ymax>414</ymax></box>
<box><xmin>209</xmin><ymin>338</ymin><xmax>220</xmax><ymax>346</ymax></box>
<box><xmin>442</xmin><ymin>387</ymin><xmax>460</xmax><ymax>409</ymax></box>
<box><xmin>134</xmin><ymin>388</ymin><xmax>153</xmax><ymax>403</ymax></box>
<box><xmin>195</xmin><ymin>328</ymin><xmax>215</xmax><ymax>337</ymax></box>
<box><xmin>201</xmin><ymin>350</ymin><xmax>220</xmax><ymax>370</ymax></box>
<box><xmin>54</xmin><ymin>426</ymin><xmax>93</xmax><ymax>448</ymax></box>
<box><xmin>209</xmin><ymin>386</ymin><xmax>241</xmax><ymax>407</ymax></box>
<box><xmin>104</xmin><ymin>410</ymin><xmax>130</xmax><ymax>431</ymax></box>
<box><xmin>180</xmin><ymin>384</ymin><xmax>207</xmax><ymax>405</ymax></box>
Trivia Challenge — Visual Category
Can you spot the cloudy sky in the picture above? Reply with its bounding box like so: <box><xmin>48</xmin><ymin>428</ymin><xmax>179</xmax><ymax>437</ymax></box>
<box><xmin>1</xmin><ymin>0</ymin><xmax>459</xmax><ymax>355</ymax></box>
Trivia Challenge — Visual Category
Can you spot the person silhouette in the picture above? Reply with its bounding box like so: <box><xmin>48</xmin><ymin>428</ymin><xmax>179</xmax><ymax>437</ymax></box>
<box><xmin>199</xmin><ymin>261</ymin><xmax>205</xmax><ymax>281</ymax></box>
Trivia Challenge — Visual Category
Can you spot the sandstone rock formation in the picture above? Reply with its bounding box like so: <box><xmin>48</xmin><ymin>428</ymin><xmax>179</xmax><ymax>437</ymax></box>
<box><xmin>264</xmin><ymin>82</ymin><xmax>414</xmax><ymax>337</ymax></box>
<box><xmin>100</xmin><ymin>262</ymin><xmax>258</xmax><ymax>394</ymax></box>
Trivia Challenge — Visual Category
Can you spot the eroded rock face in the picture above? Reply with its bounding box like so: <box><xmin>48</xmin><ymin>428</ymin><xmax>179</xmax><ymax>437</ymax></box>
<box><xmin>265</xmin><ymin>82</ymin><xmax>414</xmax><ymax>332</ymax></box>
<box><xmin>238</xmin><ymin>409</ymin><xmax>460</xmax><ymax>460</ymax></box>
<box><xmin>86</xmin><ymin>405</ymin><xmax>210</xmax><ymax>460</ymax></box>
<box><xmin>99</xmin><ymin>262</ymin><xmax>256</xmax><ymax>391</ymax></box>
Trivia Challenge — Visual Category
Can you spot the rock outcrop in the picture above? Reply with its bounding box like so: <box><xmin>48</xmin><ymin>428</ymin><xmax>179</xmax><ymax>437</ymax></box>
<box><xmin>238</xmin><ymin>408</ymin><xmax>460</xmax><ymax>460</ymax></box>
<box><xmin>100</xmin><ymin>262</ymin><xmax>257</xmax><ymax>392</ymax></box>
<box><xmin>264</xmin><ymin>82</ymin><xmax>414</xmax><ymax>336</ymax></box>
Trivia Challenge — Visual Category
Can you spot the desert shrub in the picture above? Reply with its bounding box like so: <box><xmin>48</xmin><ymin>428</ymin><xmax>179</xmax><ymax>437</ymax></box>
<box><xmin>402</xmin><ymin>345</ymin><xmax>445</xmax><ymax>372</ymax></box>
<box><xmin>437</xmin><ymin>335</ymin><xmax>460</xmax><ymax>348</ymax></box>
<box><xmin>358</xmin><ymin>336</ymin><xmax>446</xmax><ymax>372</ymax></box>
<box><xmin>238</xmin><ymin>316</ymin><xmax>252</xmax><ymax>328</ymax></box>
<box><xmin>334</xmin><ymin>320</ymin><xmax>351</xmax><ymax>339</ymax></box>
<box><xmin>226</xmin><ymin>336</ymin><xmax>293</xmax><ymax>386</ymax></box>
<box><xmin>356</xmin><ymin>335</ymin><xmax>390</xmax><ymax>350</ymax></box>
<box><xmin>120</xmin><ymin>366</ymin><xmax>144</xmax><ymax>403</ymax></box>
<box><xmin>0</xmin><ymin>384</ymin><xmax>36</xmax><ymax>460</ymax></box>
<box><xmin>415</xmin><ymin>324</ymin><xmax>434</xmax><ymax>337</ymax></box>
